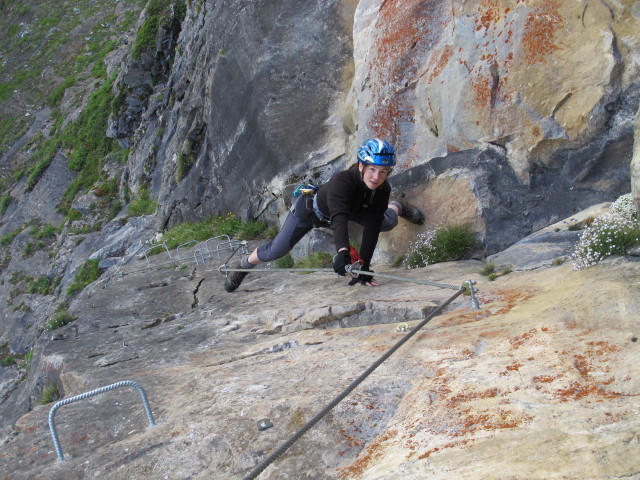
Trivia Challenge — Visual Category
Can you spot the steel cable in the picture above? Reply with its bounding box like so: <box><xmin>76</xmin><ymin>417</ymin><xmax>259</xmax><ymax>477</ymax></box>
<box><xmin>219</xmin><ymin>264</ymin><xmax>461</xmax><ymax>291</ymax></box>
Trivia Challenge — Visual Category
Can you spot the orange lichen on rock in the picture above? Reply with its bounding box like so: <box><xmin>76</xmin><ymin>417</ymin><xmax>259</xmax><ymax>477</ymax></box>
<box><xmin>336</xmin><ymin>428</ymin><xmax>399</xmax><ymax>479</ymax></box>
<box><xmin>436</xmin><ymin>288</ymin><xmax>534</xmax><ymax>328</ymax></box>
<box><xmin>417</xmin><ymin>439</ymin><xmax>472</xmax><ymax>460</ymax></box>
<box><xmin>521</xmin><ymin>0</ymin><xmax>565</xmax><ymax>65</ymax></box>
<box><xmin>553</xmin><ymin>382</ymin><xmax>620</xmax><ymax>402</ymax></box>
<box><xmin>367</xmin><ymin>0</ymin><xmax>448</xmax><ymax>142</ymax></box>
<box><xmin>509</xmin><ymin>328</ymin><xmax>538</xmax><ymax>349</ymax></box>
<box><xmin>475</xmin><ymin>0</ymin><xmax>507</xmax><ymax>33</ymax></box>
<box><xmin>533</xmin><ymin>375</ymin><xmax>558</xmax><ymax>384</ymax></box>
<box><xmin>505</xmin><ymin>363</ymin><xmax>523</xmax><ymax>372</ymax></box>
<box><xmin>408</xmin><ymin>374</ymin><xmax>529</xmax><ymax>454</ymax></box>
<box><xmin>470</xmin><ymin>71</ymin><xmax>494</xmax><ymax>110</ymax></box>
<box><xmin>446</xmin><ymin>388</ymin><xmax>501</xmax><ymax>408</ymax></box>
<box><xmin>465</xmin><ymin>0</ymin><xmax>518</xmax><ymax>111</ymax></box>
<box><xmin>426</xmin><ymin>44</ymin><xmax>455</xmax><ymax>84</ymax></box>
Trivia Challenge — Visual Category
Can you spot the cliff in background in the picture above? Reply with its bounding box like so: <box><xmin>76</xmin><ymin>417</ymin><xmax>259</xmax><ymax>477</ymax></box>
<box><xmin>1</xmin><ymin>1</ymin><xmax>640</xmax><ymax>477</ymax></box>
<box><xmin>113</xmin><ymin>0</ymin><xmax>639</xmax><ymax>256</ymax></box>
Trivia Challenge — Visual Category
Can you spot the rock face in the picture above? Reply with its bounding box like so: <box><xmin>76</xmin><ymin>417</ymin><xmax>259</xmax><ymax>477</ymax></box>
<box><xmin>122</xmin><ymin>0</ymin><xmax>358</xmax><ymax>230</ymax></box>
<box><xmin>350</xmin><ymin>0</ymin><xmax>639</xmax><ymax>177</ymax></box>
<box><xmin>0</xmin><ymin>237</ymin><xmax>638</xmax><ymax>479</ymax></box>
<box><xmin>110</xmin><ymin>0</ymin><xmax>640</xmax><ymax>256</ymax></box>
<box><xmin>1</xmin><ymin>2</ymin><xmax>640</xmax><ymax>478</ymax></box>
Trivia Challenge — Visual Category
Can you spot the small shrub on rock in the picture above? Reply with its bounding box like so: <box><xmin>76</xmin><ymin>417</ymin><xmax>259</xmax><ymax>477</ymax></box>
<box><xmin>276</xmin><ymin>253</ymin><xmax>295</xmax><ymax>269</ymax></box>
<box><xmin>46</xmin><ymin>310</ymin><xmax>76</xmax><ymax>330</ymax></box>
<box><xmin>609</xmin><ymin>193</ymin><xmax>638</xmax><ymax>220</ymax></box>
<box><xmin>572</xmin><ymin>211</ymin><xmax>640</xmax><ymax>270</ymax></box>
<box><xmin>404</xmin><ymin>223</ymin><xmax>476</xmax><ymax>269</ymax></box>
<box><xmin>295</xmin><ymin>252</ymin><xmax>333</xmax><ymax>272</ymax></box>
<box><xmin>39</xmin><ymin>383</ymin><xmax>60</xmax><ymax>405</ymax></box>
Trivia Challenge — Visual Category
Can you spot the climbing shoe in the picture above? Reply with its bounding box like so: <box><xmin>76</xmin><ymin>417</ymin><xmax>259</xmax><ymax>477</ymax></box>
<box><xmin>390</xmin><ymin>199</ymin><xmax>425</xmax><ymax>225</ymax></box>
<box><xmin>224</xmin><ymin>256</ymin><xmax>254</xmax><ymax>292</ymax></box>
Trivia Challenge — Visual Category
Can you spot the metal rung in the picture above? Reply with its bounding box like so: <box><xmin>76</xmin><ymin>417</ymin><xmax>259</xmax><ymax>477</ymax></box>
<box><xmin>48</xmin><ymin>380</ymin><xmax>156</xmax><ymax>462</ymax></box>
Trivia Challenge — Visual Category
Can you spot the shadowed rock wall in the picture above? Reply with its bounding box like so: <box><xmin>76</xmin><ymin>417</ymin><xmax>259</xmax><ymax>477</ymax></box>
<box><xmin>124</xmin><ymin>0</ymin><xmax>359</xmax><ymax>229</ymax></box>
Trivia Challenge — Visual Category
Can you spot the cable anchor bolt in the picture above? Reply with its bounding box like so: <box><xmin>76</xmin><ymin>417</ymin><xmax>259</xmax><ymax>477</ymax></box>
<box><xmin>461</xmin><ymin>279</ymin><xmax>480</xmax><ymax>310</ymax></box>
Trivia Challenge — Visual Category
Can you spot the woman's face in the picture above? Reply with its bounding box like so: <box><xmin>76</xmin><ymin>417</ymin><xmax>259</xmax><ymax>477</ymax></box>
<box><xmin>359</xmin><ymin>163</ymin><xmax>391</xmax><ymax>190</ymax></box>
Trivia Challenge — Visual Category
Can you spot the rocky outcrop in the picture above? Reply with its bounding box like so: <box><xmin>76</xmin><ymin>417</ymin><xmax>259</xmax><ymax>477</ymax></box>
<box><xmin>350</xmin><ymin>0</ymin><xmax>639</xmax><ymax>178</ymax></box>
<box><xmin>107</xmin><ymin>1</ymin><xmax>186</xmax><ymax>147</ymax></box>
<box><xmin>0</xmin><ymin>225</ymin><xmax>638</xmax><ymax>479</ymax></box>
<box><xmin>348</xmin><ymin>0</ymin><xmax>638</xmax><ymax>255</ymax></box>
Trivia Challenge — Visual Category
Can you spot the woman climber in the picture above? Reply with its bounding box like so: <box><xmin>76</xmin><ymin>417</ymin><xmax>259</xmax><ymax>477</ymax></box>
<box><xmin>224</xmin><ymin>138</ymin><xmax>424</xmax><ymax>292</ymax></box>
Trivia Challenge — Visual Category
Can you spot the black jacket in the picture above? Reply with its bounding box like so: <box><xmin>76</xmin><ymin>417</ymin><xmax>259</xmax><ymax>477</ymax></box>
<box><xmin>315</xmin><ymin>167</ymin><xmax>391</xmax><ymax>270</ymax></box>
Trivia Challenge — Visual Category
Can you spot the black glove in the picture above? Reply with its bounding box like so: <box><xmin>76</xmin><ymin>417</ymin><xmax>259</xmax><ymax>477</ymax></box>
<box><xmin>349</xmin><ymin>271</ymin><xmax>374</xmax><ymax>286</ymax></box>
<box><xmin>333</xmin><ymin>250</ymin><xmax>351</xmax><ymax>276</ymax></box>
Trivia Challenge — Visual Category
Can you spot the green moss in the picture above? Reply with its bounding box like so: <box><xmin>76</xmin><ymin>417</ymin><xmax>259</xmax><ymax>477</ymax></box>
<box><xmin>24</xmin><ymin>135</ymin><xmax>62</xmax><ymax>192</ymax></box>
<box><xmin>175</xmin><ymin>152</ymin><xmax>196</xmax><ymax>181</ymax></box>
<box><xmin>30</xmin><ymin>223</ymin><xmax>58</xmax><ymax>239</ymax></box>
<box><xmin>23</xmin><ymin>241</ymin><xmax>46</xmax><ymax>257</ymax></box>
<box><xmin>276</xmin><ymin>253</ymin><xmax>295</xmax><ymax>269</ymax></box>
<box><xmin>1</xmin><ymin>355</ymin><xmax>15</xmax><ymax>367</ymax></box>
<box><xmin>0</xmin><ymin>115</ymin><xmax>29</xmax><ymax>157</ymax></box>
<box><xmin>479</xmin><ymin>262</ymin><xmax>495</xmax><ymax>276</ymax></box>
<box><xmin>152</xmin><ymin>214</ymin><xmax>265</xmax><ymax>254</ymax></box>
<box><xmin>47</xmin><ymin>76</ymin><xmax>77</xmax><ymax>107</ymax></box>
<box><xmin>56</xmin><ymin>77</ymin><xmax>124</xmax><ymax>212</ymax></box>
<box><xmin>0</xmin><ymin>226</ymin><xmax>25</xmax><ymax>246</ymax></box>
<box><xmin>67</xmin><ymin>208</ymin><xmax>82</xmax><ymax>223</ymax></box>
<box><xmin>46</xmin><ymin>310</ymin><xmax>76</xmax><ymax>330</ymax></box>
<box><xmin>0</xmin><ymin>194</ymin><xmax>11</xmax><ymax>215</ymax></box>
<box><xmin>237</xmin><ymin>219</ymin><xmax>268</xmax><ymax>240</ymax></box>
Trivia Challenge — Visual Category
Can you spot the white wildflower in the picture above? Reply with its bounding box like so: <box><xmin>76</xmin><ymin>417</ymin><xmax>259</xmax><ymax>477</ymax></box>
<box><xmin>610</xmin><ymin>193</ymin><xmax>638</xmax><ymax>220</ymax></box>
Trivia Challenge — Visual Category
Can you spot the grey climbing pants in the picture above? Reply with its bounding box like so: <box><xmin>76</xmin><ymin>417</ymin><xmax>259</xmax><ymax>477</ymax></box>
<box><xmin>256</xmin><ymin>194</ymin><xmax>399</xmax><ymax>262</ymax></box>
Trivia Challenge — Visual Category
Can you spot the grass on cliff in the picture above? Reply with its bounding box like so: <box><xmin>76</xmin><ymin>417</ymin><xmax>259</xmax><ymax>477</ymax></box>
<box><xmin>46</xmin><ymin>309</ymin><xmax>76</xmax><ymax>330</ymax></box>
<box><xmin>128</xmin><ymin>185</ymin><xmax>157</xmax><ymax>216</ymax></box>
<box><xmin>39</xmin><ymin>383</ymin><xmax>60</xmax><ymax>404</ymax></box>
<box><xmin>0</xmin><ymin>0</ymin><xmax>146</xmax><ymax>157</ymax></box>
<box><xmin>275</xmin><ymin>252</ymin><xmax>333</xmax><ymax>271</ymax></box>
<box><xmin>155</xmin><ymin>214</ymin><xmax>275</xmax><ymax>252</ymax></box>
<box><xmin>132</xmin><ymin>0</ymin><xmax>187</xmax><ymax>60</ymax></box>
<box><xmin>66</xmin><ymin>259</ymin><xmax>101</xmax><ymax>296</ymax></box>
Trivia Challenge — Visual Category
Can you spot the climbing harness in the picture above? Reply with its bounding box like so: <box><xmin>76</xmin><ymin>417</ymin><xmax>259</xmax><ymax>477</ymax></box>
<box><xmin>241</xmin><ymin>284</ymin><xmax>469</xmax><ymax>480</ymax></box>
<box><xmin>312</xmin><ymin>193</ymin><xmax>331</xmax><ymax>224</ymax></box>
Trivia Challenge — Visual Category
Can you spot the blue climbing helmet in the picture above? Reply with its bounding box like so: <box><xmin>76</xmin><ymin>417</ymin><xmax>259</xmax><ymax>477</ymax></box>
<box><xmin>357</xmin><ymin>138</ymin><xmax>396</xmax><ymax>167</ymax></box>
